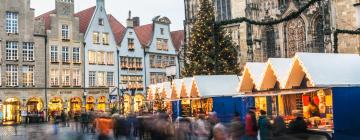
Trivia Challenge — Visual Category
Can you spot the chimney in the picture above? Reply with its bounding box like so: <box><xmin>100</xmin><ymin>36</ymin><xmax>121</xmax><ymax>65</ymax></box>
<box><xmin>132</xmin><ymin>17</ymin><xmax>140</xmax><ymax>27</ymax></box>
<box><xmin>127</xmin><ymin>11</ymin><xmax>134</xmax><ymax>28</ymax></box>
<box><xmin>97</xmin><ymin>0</ymin><xmax>105</xmax><ymax>8</ymax></box>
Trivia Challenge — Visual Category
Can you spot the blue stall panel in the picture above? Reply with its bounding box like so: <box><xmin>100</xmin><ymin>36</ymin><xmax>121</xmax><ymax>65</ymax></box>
<box><xmin>332</xmin><ymin>87</ymin><xmax>360</xmax><ymax>140</ymax></box>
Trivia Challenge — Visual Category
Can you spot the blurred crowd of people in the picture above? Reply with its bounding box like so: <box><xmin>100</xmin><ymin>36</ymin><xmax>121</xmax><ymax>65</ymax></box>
<box><xmin>49</xmin><ymin>107</ymin><xmax>318</xmax><ymax>140</ymax></box>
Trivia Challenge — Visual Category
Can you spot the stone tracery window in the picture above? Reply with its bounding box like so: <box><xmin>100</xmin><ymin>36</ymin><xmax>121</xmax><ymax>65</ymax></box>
<box><xmin>286</xmin><ymin>17</ymin><xmax>306</xmax><ymax>57</ymax></box>
<box><xmin>314</xmin><ymin>15</ymin><xmax>325</xmax><ymax>53</ymax></box>
<box><xmin>265</xmin><ymin>26</ymin><xmax>276</xmax><ymax>58</ymax></box>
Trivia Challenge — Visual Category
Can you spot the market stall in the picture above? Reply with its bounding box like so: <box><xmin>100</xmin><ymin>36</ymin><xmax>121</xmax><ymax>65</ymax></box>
<box><xmin>190</xmin><ymin>75</ymin><xmax>240</xmax><ymax>122</ymax></box>
<box><xmin>169</xmin><ymin>79</ymin><xmax>182</xmax><ymax>119</ymax></box>
<box><xmin>2</xmin><ymin>98</ymin><xmax>21</xmax><ymax>125</ymax></box>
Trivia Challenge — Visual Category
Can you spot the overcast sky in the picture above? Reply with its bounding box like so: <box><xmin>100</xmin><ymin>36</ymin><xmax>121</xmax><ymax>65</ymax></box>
<box><xmin>31</xmin><ymin>0</ymin><xmax>185</xmax><ymax>31</ymax></box>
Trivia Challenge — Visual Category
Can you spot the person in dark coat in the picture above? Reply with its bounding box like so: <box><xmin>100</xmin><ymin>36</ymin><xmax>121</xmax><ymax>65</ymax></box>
<box><xmin>230</xmin><ymin>112</ymin><xmax>245</xmax><ymax>140</ymax></box>
<box><xmin>244</xmin><ymin>107</ymin><xmax>258</xmax><ymax>140</ymax></box>
<box><xmin>272</xmin><ymin>116</ymin><xmax>287</xmax><ymax>137</ymax></box>
<box><xmin>288</xmin><ymin>110</ymin><xmax>308</xmax><ymax>133</ymax></box>
<box><xmin>258</xmin><ymin>110</ymin><xmax>272</xmax><ymax>140</ymax></box>
<box><xmin>80</xmin><ymin>112</ymin><xmax>89</xmax><ymax>133</ymax></box>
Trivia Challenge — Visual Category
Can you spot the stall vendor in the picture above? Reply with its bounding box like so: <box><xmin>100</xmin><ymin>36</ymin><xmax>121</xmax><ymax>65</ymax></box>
<box><xmin>308</xmin><ymin>101</ymin><xmax>320</xmax><ymax>117</ymax></box>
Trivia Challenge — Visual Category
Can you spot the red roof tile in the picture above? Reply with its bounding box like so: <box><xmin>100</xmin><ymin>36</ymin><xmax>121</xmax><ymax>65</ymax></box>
<box><xmin>35</xmin><ymin>10</ymin><xmax>56</xmax><ymax>30</ymax></box>
<box><xmin>108</xmin><ymin>14</ymin><xmax>126</xmax><ymax>44</ymax></box>
<box><xmin>74</xmin><ymin>6</ymin><xmax>96</xmax><ymax>33</ymax></box>
<box><xmin>171</xmin><ymin>30</ymin><xmax>184</xmax><ymax>51</ymax></box>
<box><xmin>134</xmin><ymin>24</ymin><xmax>154</xmax><ymax>47</ymax></box>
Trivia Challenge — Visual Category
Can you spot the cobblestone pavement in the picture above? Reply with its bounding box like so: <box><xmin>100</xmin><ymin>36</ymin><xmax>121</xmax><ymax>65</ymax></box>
<box><xmin>0</xmin><ymin>123</ymin><xmax>97</xmax><ymax>140</ymax></box>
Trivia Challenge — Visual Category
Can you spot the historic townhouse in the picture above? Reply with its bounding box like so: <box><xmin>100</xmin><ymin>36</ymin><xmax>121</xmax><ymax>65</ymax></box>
<box><xmin>75</xmin><ymin>0</ymin><xmax>118</xmax><ymax>112</ymax></box>
<box><xmin>35</xmin><ymin>0</ymin><xmax>85</xmax><ymax>114</ymax></box>
<box><xmin>135</xmin><ymin>17</ymin><xmax>180</xmax><ymax>87</ymax></box>
<box><xmin>0</xmin><ymin>0</ymin><xmax>46</xmax><ymax>124</ymax></box>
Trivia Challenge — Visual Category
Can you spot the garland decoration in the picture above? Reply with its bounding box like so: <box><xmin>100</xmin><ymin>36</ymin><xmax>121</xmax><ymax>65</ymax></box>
<box><xmin>333</xmin><ymin>29</ymin><xmax>360</xmax><ymax>53</ymax></box>
<box><xmin>215</xmin><ymin>0</ymin><xmax>321</xmax><ymax>27</ymax></box>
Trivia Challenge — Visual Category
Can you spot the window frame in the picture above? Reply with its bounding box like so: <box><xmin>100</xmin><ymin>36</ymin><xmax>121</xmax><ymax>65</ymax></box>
<box><xmin>6</xmin><ymin>41</ymin><xmax>18</xmax><ymax>61</ymax></box>
<box><xmin>22</xmin><ymin>65</ymin><xmax>34</xmax><ymax>87</ymax></box>
<box><xmin>62</xmin><ymin>46</ymin><xmax>70</xmax><ymax>63</ymax></box>
<box><xmin>6</xmin><ymin>64</ymin><xmax>18</xmax><ymax>87</ymax></box>
<box><xmin>5</xmin><ymin>12</ymin><xmax>18</xmax><ymax>34</ymax></box>
<box><xmin>72</xmin><ymin>47</ymin><xmax>81</xmax><ymax>63</ymax></box>
<box><xmin>50</xmin><ymin>45</ymin><xmax>59</xmax><ymax>62</ymax></box>
<box><xmin>23</xmin><ymin>42</ymin><xmax>34</xmax><ymax>61</ymax></box>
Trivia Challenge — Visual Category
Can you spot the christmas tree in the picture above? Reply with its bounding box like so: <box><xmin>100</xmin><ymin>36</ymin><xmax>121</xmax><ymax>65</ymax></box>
<box><xmin>215</xmin><ymin>28</ymin><xmax>240</xmax><ymax>74</ymax></box>
<box><xmin>184</xmin><ymin>0</ymin><xmax>239</xmax><ymax>76</ymax></box>
<box><xmin>184</xmin><ymin>0</ymin><xmax>216</xmax><ymax>76</ymax></box>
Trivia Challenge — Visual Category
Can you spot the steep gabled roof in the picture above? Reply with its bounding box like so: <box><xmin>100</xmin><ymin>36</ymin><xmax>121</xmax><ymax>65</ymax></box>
<box><xmin>108</xmin><ymin>14</ymin><xmax>126</xmax><ymax>44</ymax></box>
<box><xmin>134</xmin><ymin>24</ymin><xmax>153</xmax><ymax>47</ymax></box>
<box><xmin>171</xmin><ymin>30</ymin><xmax>184</xmax><ymax>51</ymax></box>
<box><xmin>35</xmin><ymin>10</ymin><xmax>56</xmax><ymax>30</ymax></box>
<box><xmin>74</xmin><ymin>6</ymin><xmax>96</xmax><ymax>33</ymax></box>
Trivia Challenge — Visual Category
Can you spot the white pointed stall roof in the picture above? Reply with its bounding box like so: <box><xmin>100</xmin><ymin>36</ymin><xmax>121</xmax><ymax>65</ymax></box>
<box><xmin>285</xmin><ymin>53</ymin><xmax>360</xmax><ymax>88</ymax></box>
<box><xmin>173</xmin><ymin>79</ymin><xmax>183</xmax><ymax>98</ymax></box>
<box><xmin>181</xmin><ymin>77</ymin><xmax>194</xmax><ymax>98</ymax></box>
<box><xmin>263</xmin><ymin>58</ymin><xmax>293</xmax><ymax>89</ymax></box>
<box><xmin>163</xmin><ymin>82</ymin><xmax>172</xmax><ymax>99</ymax></box>
<box><xmin>239</xmin><ymin>62</ymin><xmax>267</xmax><ymax>92</ymax></box>
<box><xmin>192</xmin><ymin>75</ymin><xmax>239</xmax><ymax>98</ymax></box>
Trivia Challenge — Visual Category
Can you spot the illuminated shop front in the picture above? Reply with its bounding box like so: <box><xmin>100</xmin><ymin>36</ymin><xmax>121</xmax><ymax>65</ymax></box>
<box><xmin>2</xmin><ymin>98</ymin><xmax>21</xmax><ymax>125</ymax></box>
<box><xmin>134</xmin><ymin>94</ymin><xmax>145</xmax><ymax>112</ymax></box>
<box><xmin>49</xmin><ymin>97</ymin><xmax>63</xmax><ymax>117</ymax></box>
<box><xmin>97</xmin><ymin>96</ymin><xmax>106</xmax><ymax>112</ymax></box>
<box><xmin>124</xmin><ymin>94</ymin><xmax>131</xmax><ymax>114</ymax></box>
<box><xmin>27</xmin><ymin>97</ymin><xmax>44</xmax><ymax>113</ymax></box>
<box><xmin>69</xmin><ymin>97</ymin><xmax>82</xmax><ymax>113</ymax></box>
<box><xmin>86</xmin><ymin>96</ymin><xmax>95</xmax><ymax>111</ymax></box>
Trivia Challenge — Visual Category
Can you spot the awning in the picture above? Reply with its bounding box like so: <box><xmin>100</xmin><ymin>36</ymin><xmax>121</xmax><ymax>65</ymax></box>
<box><xmin>233</xmin><ymin>88</ymin><xmax>326</xmax><ymax>97</ymax></box>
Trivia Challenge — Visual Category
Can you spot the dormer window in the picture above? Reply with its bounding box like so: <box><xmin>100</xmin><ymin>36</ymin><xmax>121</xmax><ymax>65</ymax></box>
<box><xmin>128</xmin><ymin>38</ymin><xmax>135</xmax><ymax>51</ymax></box>
<box><xmin>160</xmin><ymin>28</ymin><xmax>164</xmax><ymax>35</ymax></box>
<box><xmin>98</xmin><ymin>18</ymin><xmax>104</xmax><ymax>26</ymax></box>
<box><xmin>61</xmin><ymin>24</ymin><xmax>70</xmax><ymax>41</ymax></box>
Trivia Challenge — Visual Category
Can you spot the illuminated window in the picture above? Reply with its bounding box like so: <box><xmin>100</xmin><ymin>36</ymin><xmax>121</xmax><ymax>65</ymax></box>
<box><xmin>93</xmin><ymin>32</ymin><xmax>100</xmax><ymax>44</ymax></box>
<box><xmin>150</xmin><ymin>55</ymin><xmax>155</xmax><ymax>68</ymax></box>
<box><xmin>22</xmin><ymin>65</ymin><xmax>34</xmax><ymax>87</ymax></box>
<box><xmin>6</xmin><ymin>64</ymin><xmax>18</xmax><ymax>87</ymax></box>
<box><xmin>102</xmin><ymin>33</ymin><xmax>109</xmax><ymax>45</ymax></box>
<box><xmin>50</xmin><ymin>69</ymin><xmax>59</xmax><ymax>86</ymax></box>
<box><xmin>128</xmin><ymin>38</ymin><xmax>135</xmax><ymax>50</ymax></box>
<box><xmin>107</xmin><ymin>52</ymin><xmax>114</xmax><ymax>65</ymax></box>
<box><xmin>97</xmin><ymin>71</ymin><xmax>106</xmax><ymax>86</ymax></box>
<box><xmin>156</xmin><ymin>55</ymin><xmax>162</xmax><ymax>68</ymax></box>
<box><xmin>62</xmin><ymin>69</ymin><xmax>71</xmax><ymax>86</ymax></box>
<box><xmin>88</xmin><ymin>51</ymin><xmax>96</xmax><ymax>64</ymax></box>
<box><xmin>97</xmin><ymin>51</ymin><xmax>105</xmax><ymax>65</ymax></box>
<box><xmin>73</xmin><ymin>69</ymin><xmax>81</xmax><ymax>86</ymax></box>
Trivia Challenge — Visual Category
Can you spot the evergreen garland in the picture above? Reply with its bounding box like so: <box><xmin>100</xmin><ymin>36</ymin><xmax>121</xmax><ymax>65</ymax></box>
<box><xmin>333</xmin><ymin>29</ymin><xmax>360</xmax><ymax>53</ymax></box>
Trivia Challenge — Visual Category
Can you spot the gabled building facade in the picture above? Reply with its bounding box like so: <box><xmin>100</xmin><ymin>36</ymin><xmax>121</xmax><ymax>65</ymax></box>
<box><xmin>0</xmin><ymin>0</ymin><xmax>46</xmax><ymax>124</ymax></box>
<box><xmin>80</xmin><ymin>0</ymin><xmax>118</xmax><ymax>111</ymax></box>
<box><xmin>35</xmin><ymin>0</ymin><xmax>85</xmax><ymax>114</ymax></box>
<box><xmin>135</xmin><ymin>16</ymin><xmax>180</xmax><ymax>87</ymax></box>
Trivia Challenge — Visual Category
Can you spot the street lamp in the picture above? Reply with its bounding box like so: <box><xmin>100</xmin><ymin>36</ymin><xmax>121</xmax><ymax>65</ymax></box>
<box><xmin>119</xmin><ymin>83</ymin><xmax>128</xmax><ymax>114</ymax></box>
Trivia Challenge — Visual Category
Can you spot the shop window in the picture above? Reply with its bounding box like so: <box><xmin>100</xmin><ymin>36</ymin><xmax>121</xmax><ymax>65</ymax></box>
<box><xmin>23</xmin><ymin>42</ymin><xmax>34</xmax><ymax>61</ymax></box>
<box><xmin>22</xmin><ymin>65</ymin><xmax>34</xmax><ymax>87</ymax></box>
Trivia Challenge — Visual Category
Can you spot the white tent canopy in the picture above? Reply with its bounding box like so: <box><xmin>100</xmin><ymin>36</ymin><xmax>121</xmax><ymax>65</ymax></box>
<box><xmin>257</xmin><ymin>58</ymin><xmax>292</xmax><ymax>90</ymax></box>
<box><xmin>192</xmin><ymin>75</ymin><xmax>240</xmax><ymax>98</ymax></box>
<box><xmin>172</xmin><ymin>79</ymin><xmax>183</xmax><ymax>99</ymax></box>
<box><xmin>181</xmin><ymin>77</ymin><xmax>194</xmax><ymax>98</ymax></box>
<box><xmin>285</xmin><ymin>53</ymin><xmax>360</xmax><ymax>88</ymax></box>
<box><xmin>239</xmin><ymin>62</ymin><xmax>267</xmax><ymax>92</ymax></box>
